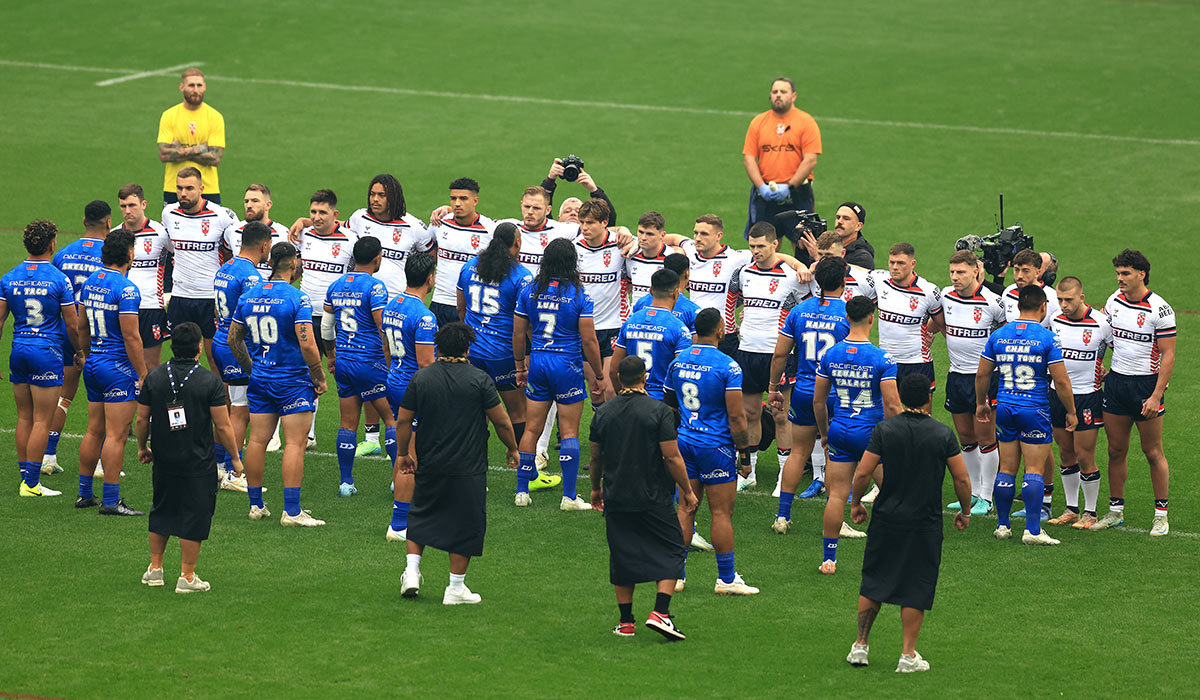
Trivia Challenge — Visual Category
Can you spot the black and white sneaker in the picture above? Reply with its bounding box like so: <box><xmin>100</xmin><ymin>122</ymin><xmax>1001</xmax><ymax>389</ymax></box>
<box><xmin>98</xmin><ymin>499</ymin><xmax>144</xmax><ymax>516</ymax></box>
<box><xmin>645</xmin><ymin>611</ymin><xmax>686</xmax><ymax>641</ymax></box>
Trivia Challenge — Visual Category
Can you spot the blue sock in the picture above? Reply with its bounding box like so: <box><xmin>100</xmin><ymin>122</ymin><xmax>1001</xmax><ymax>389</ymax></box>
<box><xmin>102</xmin><ymin>482</ymin><xmax>120</xmax><ymax>507</ymax></box>
<box><xmin>337</xmin><ymin>428</ymin><xmax>356</xmax><ymax>484</ymax></box>
<box><xmin>384</xmin><ymin>426</ymin><xmax>397</xmax><ymax>466</ymax></box>
<box><xmin>777</xmin><ymin>491</ymin><xmax>795</xmax><ymax>520</ymax></box>
<box><xmin>560</xmin><ymin>438</ymin><xmax>580</xmax><ymax>500</ymax></box>
<box><xmin>46</xmin><ymin>430</ymin><xmax>60</xmax><ymax>456</ymax></box>
<box><xmin>20</xmin><ymin>462</ymin><xmax>38</xmax><ymax>488</ymax></box>
<box><xmin>79</xmin><ymin>474</ymin><xmax>93</xmax><ymax>498</ymax></box>
<box><xmin>283</xmin><ymin>487</ymin><xmax>301</xmax><ymax>516</ymax></box>
<box><xmin>994</xmin><ymin>473</ymin><xmax>1016</xmax><ymax>528</ymax></box>
<box><xmin>823</xmin><ymin>537</ymin><xmax>838</xmax><ymax>563</ymax></box>
<box><xmin>215</xmin><ymin>443</ymin><xmax>228</xmax><ymax>473</ymax></box>
<box><xmin>391</xmin><ymin>500</ymin><xmax>410</xmax><ymax>531</ymax></box>
<box><xmin>1022</xmin><ymin>473</ymin><xmax>1045</xmax><ymax>536</ymax></box>
<box><xmin>716</xmin><ymin>551</ymin><xmax>735</xmax><ymax>584</ymax></box>
<box><xmin>516</xmin><ymin>452</ymin><xmax>535</xmax><ymax>494</ymax></box>
<box><xmin>248</xmin><ymin>486</ymin><xmax>264</xmax><ymax>509</ymax></box>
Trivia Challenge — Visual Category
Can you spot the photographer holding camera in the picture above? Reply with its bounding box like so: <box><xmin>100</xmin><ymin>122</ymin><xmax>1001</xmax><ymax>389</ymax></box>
<box><xmin>774</xmin><ymin>202</ymin><xmax>874</xmax><ymax>270</ymax></box>
<box><xmin>541</xmin><ymin>156</ymin><xmax>617</xmax><ymax>226</ymax></box>
<box><xmin>742</xmin><ymin>77</ymin><xmax>821</xmax><ymax>239</ymax></box>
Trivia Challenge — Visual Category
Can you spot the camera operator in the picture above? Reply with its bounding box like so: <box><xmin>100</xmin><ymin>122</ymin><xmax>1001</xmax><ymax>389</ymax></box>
<box><xmin>541</xmin><ymin>157</ymin><xmax>617</xmax><ymax>226</ymax></box>
<box><xmin>779</xmin><ymin>202</ymin><xmax>874</xmax><ymax>270</ymax></box>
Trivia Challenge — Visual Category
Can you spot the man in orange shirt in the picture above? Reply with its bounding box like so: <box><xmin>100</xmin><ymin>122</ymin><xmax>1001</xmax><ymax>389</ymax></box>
<box><xmin>742</xmin><ymin>76</ymin><xmax>821</xmax><ymax>238</ymax></box>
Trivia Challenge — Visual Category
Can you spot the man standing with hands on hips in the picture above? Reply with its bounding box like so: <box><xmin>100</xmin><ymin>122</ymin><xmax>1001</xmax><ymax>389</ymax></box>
<box><xmin>742</xmin><ymin>76</ymin><xmax>822</xmax><ymax>237</ymax></box>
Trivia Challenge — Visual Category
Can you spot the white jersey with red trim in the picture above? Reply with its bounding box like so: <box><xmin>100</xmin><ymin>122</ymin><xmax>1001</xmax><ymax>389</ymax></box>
<box><xmin>940</xmin><ymin>284</ymin><xmax>1006</xmax><ymax>374</ymax></box>
<box><xmin>430</xmin><ymin>214</ymin><xmax>495</xmax><ymax>306</ymax></box>
<box><xmin>737</xmin><ymin>259</ymin><xmax>805</xmax><ymax>354</ymax></box>
<box><xmin>501</xmin><ymin>218</ymin><xmax>579</xmax><ymax>278</ymax></box>
<box><xmin>1002</xmin><ymin>282</ymin><xmax>1061</xmax><ymax>328</ymax></box>
<box><xmin>113</xmin><ymin>220</ymin><xmax>170</xmax><ymax>309</ymax></box>
<box><xmin>680</xmin><ymin>240</ymin><xmax>751</xmax><ymax>334</ymax></box>
<box><xmin>224</xmin><ymin>220</ymin><xmax>294</xmax><ymax>274</ymax></box>
<box><xmin>299</xmin><ymin>225</ymin><xmax>356</xmax><ymax>314</ymax></box>
<box><xmin>864</xmin><ymin>270</ymin><xmax>943</xmax><ymax>364</ymax></box>
<box><xmin>348</xmin><ymin>209</ymin><xmax>434</xmax><ymax>298</ymax></box>
<box><xmin>807</xmin><ymin>261</ymin><xmax>873</xmax><ymax>303</ymax></box>
<box><xmin>1105</xmin><ymin>290</ymin><xmax>1175</xmax><ymax>376</ymax></box>
<box><xmin>1050</xmin><ymin>306</ymin><xmax>1111</xmax><ymax>393</ymax></box>
<box><xmin>161</xmin><ymin>199</ymin><xmax>238</xmax><ymax>299</ymax></box>
<box><xmin>625</xmin><ymin>245</ymin><xmax>671</xmax><ymax>301</ymax></box>
<box><xmin>575</xmin><ymin>231</ymin><xmax>628</xmax><ymax>330</ymax></box>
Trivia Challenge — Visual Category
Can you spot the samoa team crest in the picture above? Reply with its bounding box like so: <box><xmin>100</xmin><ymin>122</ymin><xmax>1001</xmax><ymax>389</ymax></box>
<box><xmin>973</xmin><ymin>308</ymin><xmax>983</xmax><ymax>322</ymax></box>
<box><xmin>1137</xmin><ymin>312</ymin><xmax>1146</xmax><ymax>327</ymax></box>
<box><xmin>713</xmin><ymin>261</ymin><xmax>721</xmax><ymax>276</ymax></box>
<box><xmin>603</xmin><ymin>251</ymin><xmax>612</xmax><ymax>266</ymax></box>
<box><xmin>471</xmin><ymin>235</ymin><xmax>480</xmax><ymax>249</ymax></box>
<box><xmin>331</xmin><ymin>243</ymin><xmax>340</xmax><ymax>258</ymax></box>
<box><xmin>769</xmin><ymin>279</ymin><xmax>779</xmax><ymax>293</ymax></box>
<box><xmin>909</xmin><ymin>297</ymin><xmax>919</xmax><ymax>311</ymax></box>
<box><xmin>201</xmin><ymin>220</ymin><xmax>210</xmax><ymax>235</ymax></box>
<box><xmin>1083</xmin><ymin>329</ymin><xmax>1092</xmax><ymax>344</ymax></box>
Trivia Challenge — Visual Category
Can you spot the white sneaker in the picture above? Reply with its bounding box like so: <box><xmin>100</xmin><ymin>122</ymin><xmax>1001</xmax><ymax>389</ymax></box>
<box><xmin>839</xmin><ymin>521</ymin><xmax>866</xmax><ymax>539</ymax></box>
<box><xmin>846</xmin><ymin>642</ymin><xmax>870</xmax><ymax>667</ymax></box>
<box><xmin>737</xmin><ymin>473</ymin><xmax>756</xmax><ymax>492</ymax></box>
<box><xmin>674</xmin><ymin>578</ymin><xmax>686</xmax><ymax>592</ymax></box>
<box><xmin>220</xmin><ymin>473</ymin><xmax>248</xmax><ymax>492</ymax></box>
<box><xmin>443</xmin><ymin>585</ymin><xmax>482</xmax><ymax>605</ymax></box>
<box><xmin>386</xmin><ymin>526</ymin><xmax>407</xmax><ymax>542</ymax></box>
<box><xmin>994</xmin><ymin>525</ymin><xmax>1012</xmax><ymax>540</ymax></box>
<box><xmin>400</xmin><ymin>569</ymin><xmax>422</xmax><ymax>598</ymax></box>
<box><xmin>714</xmin><ymin>573</ymin><xmax>759</xmax><ymax>595</ymax></box>
<box><xmin>1022</xmin><ymin>529</ymin><xmax>1060</xmax><ymax>546</ymax></box>
<box><xmin>248</xmin><ymin>504</ymin><xmax>271</xmax><ymax>520</ymax></box>
<box><xmin>860</xmin><ymin>484</ymin><xmax>880</xmax><ymax>505</ymax></box>
<box><xmin>560</xmin><ymin>496</ymin><xmax>593</xmax><ymax>511</ymax></box>
<box><xmin>1150</xmin><ymin>515</ymin><xmax>1170</xmax><ymax>537</ymax></box>
<box><xmin>896</xmin><ymin>651</ymin><xmax>930</xmax><ymax>673</ymax></box>
<box><xmin>690</xmin><ymin>531</ymin><xmax>715</xmax><ymax>551</ymax></box>
<box><xmin>40</xmin><ymin>454</ymin><xmax>62</xmax><ymax>475</ymax></box>
<box><xmin>534</xmin><ymin>451</ymin><xmax>549</xmax><ymax>470</ymax></box>
<box><xmin>514</xmin><ymin>492</ymin><xmax>531</xmax><ymax>507</ymax></box>
<box><xmin>141</xmin><ymin>565</ymin><xmax>164</xmax><ymax>587</ymax></box>
<box><xmin>771</xmin><ymin>516</ymin><xmax>791</xmax><ymax>534</ymax></box>
<box><xmin>19</xmin><ymin>482</ymin><xmax>62</xmax><ymax>497</ymax></box>
<box><xmin>281</xmin><ymin>509</ymin><xmax>325</xmax><ymax>527</ymax></box>
<box><xmin>266</xmin><ymin>435</ymin><xmax>282</xmax><ymax>452</ymax></box>
<box><xmin>305</xmin><ymin>437</ymin><xmax>317</xmax><ymax>451</ymax></box>
<box><xmin>175</xmin><ymin>573</ymin><xmax>211</xmax><ymax>594</ymax></box>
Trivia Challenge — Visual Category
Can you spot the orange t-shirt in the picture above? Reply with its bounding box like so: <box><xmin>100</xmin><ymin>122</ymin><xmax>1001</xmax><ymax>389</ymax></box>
<box><xmin>742</xmin><ymin>108</ymin><xmax>822</xmax><ymax>183</ymax></box>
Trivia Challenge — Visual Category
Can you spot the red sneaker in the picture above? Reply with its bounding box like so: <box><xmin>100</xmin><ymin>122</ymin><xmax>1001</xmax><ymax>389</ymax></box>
<box><xmin>645</xmin><ymin>610</ymin><xmax>686</xmax><ymax>641</ymax></box>
<box><xmin>613</xmin><ymin>621</ymin><xmax>635</xmax><ymax>637</ymax></box>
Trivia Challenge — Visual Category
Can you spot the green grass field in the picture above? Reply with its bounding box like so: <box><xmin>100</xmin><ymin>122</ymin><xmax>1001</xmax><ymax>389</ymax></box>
<box><xmin>1</xmin><ymin>1</ymin><xmax>1198</xmax><ymax>697</ymax></box>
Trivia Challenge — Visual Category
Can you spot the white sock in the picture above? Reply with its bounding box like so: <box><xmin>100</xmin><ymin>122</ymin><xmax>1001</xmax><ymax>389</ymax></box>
<box><xmin>309</xmin><ymin>398</ymin><xmax>318</xmax><ymax>440</ymax></box>
<box><xmin>747</xmin><ymin>450</ymin><xmax>758</xmax><ymax>480</ymax></box>
<box><xmin>272</xmin><ymin>422</ymin><xmax>281</xmax><ymax>443</ymax></box>
<box><xmin>1061</xmin><ymin>465</ymin><xmax>1081</xmax><ymax>510</ymax></box>
<box><xmin>811</xmin><ymin>442</ymin><xmax>826</xmax><ymax>482</ymax></box>
<box><xmin>366</xmin><ymin>429</ymin><xmax>380</xmax><ymax>445</ymax></box>
<box><xmin>960</xmin><ymin>445</ymin><xmax>980</xmax><ymax>497</ymax></box>
<box><xmin>448</xmin><ymin>572</ymin><xmax>466</xmax><ymax>592</ymax></box>
<box><xmin>1080</xmin><ymin>472</ymin><xmax>1101</xmax><ymax>514</ymax></box>
<box><xmin>405</xmin><ymin>553</ymin><xmax>421</xmax><ymax>575</ymax></box>
<box><xmin>978</xmin><ymin>444</ymin><xmax>999</xmax><ymax>501</ymax></box>
<box><xmin>536</xmin><ymin>403</ymin><xmax>557</xmax><ymax>454</ymax></box>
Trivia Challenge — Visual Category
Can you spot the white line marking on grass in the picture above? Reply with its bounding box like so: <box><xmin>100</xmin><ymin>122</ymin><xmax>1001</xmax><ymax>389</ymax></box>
<box><xmin>94</xmin><ymin>62</ymin><xmax>203</xmax><ymax>87</ymax></box>
<box><xmin>2</xmin><ymin>58</ymin><xmax>1197</xmax><ymax>147</ymax></box>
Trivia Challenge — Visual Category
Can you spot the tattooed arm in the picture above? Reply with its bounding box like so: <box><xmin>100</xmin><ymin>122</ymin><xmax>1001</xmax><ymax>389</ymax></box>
<box><xmin>158</xmin><ymin>140</ymin><xmax>224</xmax><ymax>166</ymax></box>
<box><xmin>228</xmin><ymin>321</ymin><xmax>253</xmax><ymax>374</ymax></box>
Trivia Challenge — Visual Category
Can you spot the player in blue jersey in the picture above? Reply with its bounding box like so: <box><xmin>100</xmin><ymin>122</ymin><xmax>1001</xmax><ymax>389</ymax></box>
<box><xmin>664</xmin><ymin>308</ymin><xmax>757</xmax><ymax>595</ymax></box>
<box><xmin>977</xmin><ymin>285</ymin><xmax>1076</xmax><ymax>546</ymax></box>
<box><xmin>813</xmin><ymin>296</ymin><xmax>901</xmax><ymax>574</ymax></box>
<box><xmin>631</xmin><ymin>253</ymin><xmax>701</xmax><ymax>333</ymax></box>
<box><xmin>769</xmin><ymin>257</ymin><xmax>850</xmax><ymax>530</ymax></box>
<box><xmin>77</xmin><ymin>230</ymin><xmax>148</xmax><ymax>515</ymax></box>
<box><xmin>212</xmin><ymin>222</ymin><xmax>272</xmax><ymax>491</ymax></box>
<box><xmin>0</xmin><ymin>220</ymin><xmax>81</xmax><ymax>497</ymax></box>
<box><xmin>229</xmin><ymin>243</ymin><xmax>328</xmax><ymax>527</ymax></box>
<box><xmin>611</xmin><ymin>269</ymin><xmax>693</xmax><ymax>399</ymax></box>
<box><xmin>513</xmin><ymin>238</ymin><xmax>606</xmax><ymax>510</ymax></box>
<box><xmin>322</xmin><ymin>236</ymin><xmax>396</xmax><ymax>497</ymax></box>
<box><xmin>44</xmin><ymin>201</ymin><xmax>110</xmax><ymax>476</ymax></box>
<box><xmin>379</xmin><ymin>252</ymin><xmax>437</xmax><ymax>541</ymax></box>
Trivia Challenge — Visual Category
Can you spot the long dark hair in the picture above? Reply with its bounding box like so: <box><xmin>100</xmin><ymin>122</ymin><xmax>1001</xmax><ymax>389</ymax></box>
<box><xmin>368</xmin><ymin>173</ymin><xmax>406</xmax><ymax>220</ymax></box>
<box><xmin>477</xmin><ymin>222</ymin><xmax>518</xmax><ymax>285</ymax></box>
<box><xmin>534</xmin><ymin>238</ymin><xmax>582</xmax><ymax>297</ymax></box>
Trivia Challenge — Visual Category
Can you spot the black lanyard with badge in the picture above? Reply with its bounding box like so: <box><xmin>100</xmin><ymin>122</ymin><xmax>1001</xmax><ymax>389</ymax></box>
<box><xmin>165</xmin><ymin>361</ymin><xmax>201</xmax><ymax>432</ymax></box>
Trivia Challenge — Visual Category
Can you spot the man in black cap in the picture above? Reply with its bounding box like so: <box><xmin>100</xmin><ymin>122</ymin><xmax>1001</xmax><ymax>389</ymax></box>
<box><xmin>835</xmin><ymin>202</ymin><xmax>874</xmax><ymax>269</ymax></box>
<box><xmin>590</xmin><ymin>356</ymin><xmax>699</xmax><ymax>641</ymax></box>
<box><xmin>136</xmin><ymin>321</ymin><xmax>244</xmax><ymax>593</ymax></box>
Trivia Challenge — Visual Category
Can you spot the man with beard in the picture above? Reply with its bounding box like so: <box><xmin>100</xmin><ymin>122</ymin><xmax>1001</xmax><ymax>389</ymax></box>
<box><xmin>742</xmin><ymin>76</ymin><xmax>821</xmax><ymax>237</ymax></box>
<box><xmin>157</xmin><ymin>68</ymin><xmax>225</xmax><ymax>205</ymax></box>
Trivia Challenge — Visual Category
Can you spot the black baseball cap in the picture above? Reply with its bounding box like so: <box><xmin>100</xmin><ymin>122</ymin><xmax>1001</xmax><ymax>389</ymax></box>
<box><xmin>838</xmin><ymin>201</ymin><xmax>865</xmax><ymax>224</ymax></box>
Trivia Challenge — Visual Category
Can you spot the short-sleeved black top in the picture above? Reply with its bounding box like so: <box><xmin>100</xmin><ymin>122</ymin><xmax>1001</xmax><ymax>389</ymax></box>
<box><xmin>589</xmin><ymin>393</ymin><xmax>678</xmax><ymax>512</ymax></box>
<box><xmin>400</xmin><ymin>360</ymin><xmax>501</xmax><ymax>477</ymax></box>
<box><xmin>866</xmin><ymin>412</ymin><xmax>960</xmax><ymax>529</ymax></box>
<box><xmin>138</xmin><ymin>358</ymin><xmax>227</xmax><ymax>475</ymax></box>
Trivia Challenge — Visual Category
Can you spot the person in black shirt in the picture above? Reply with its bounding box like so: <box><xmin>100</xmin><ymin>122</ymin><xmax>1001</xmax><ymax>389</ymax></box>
<box><xmin>845</xmin><ymin>374</ymin><xmax>971</xmax><ymax>672</ymax></box>
<box><xmin>135</xmin><ymin>322</ymin><xmax>243</xmax><ymax>594</ymax></box>
<box><xmin>395</xmin><ymin>322</ymin><xmax>519</xmax><ymax>606</ymax></box>
<box><xmin>589</xmin><ymin>356</ymin><xmax>698</xmax><ymax>641</ymax></box>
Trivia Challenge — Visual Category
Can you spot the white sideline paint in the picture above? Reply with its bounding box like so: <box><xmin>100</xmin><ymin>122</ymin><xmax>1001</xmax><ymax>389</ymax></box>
<box><xmin>2</xmin><ymin>58</ymin><xmax>1198</xmax><ymax>147</ymax></box>
<box><xmin>94</xmin><ymin>62</ymin><xmax>203</xmax><ymax>87</ymax></box>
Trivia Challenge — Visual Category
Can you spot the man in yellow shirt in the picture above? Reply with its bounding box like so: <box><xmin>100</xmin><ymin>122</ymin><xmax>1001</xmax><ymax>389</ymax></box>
<box><xmin>742</xmin><ymin>76</ymin><xmax>821</xmax><ymax>238</ymax></box>
<box><xmin>158</xmin><ymin>68</ymin><xmax>225</xmax><ymax>205</ymax></box>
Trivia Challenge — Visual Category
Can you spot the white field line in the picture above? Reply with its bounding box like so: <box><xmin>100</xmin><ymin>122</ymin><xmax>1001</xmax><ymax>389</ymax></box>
<box><xmin>2</xmin><ymin>58</ymin><xmax>1198</xmax><ymax>147</ymax></box>
<box><xmin>94</xmin><ymin>62</ymin><xmax>203</xmax><ymax>87</ymax></box>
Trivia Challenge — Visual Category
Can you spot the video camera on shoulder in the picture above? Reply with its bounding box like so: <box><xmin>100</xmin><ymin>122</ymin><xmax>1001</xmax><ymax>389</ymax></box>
<box><xmin>559</xmin><ymin>155</ymin><xmax>585</xmax><ymax>182</ymax></box>
<box><xmin>955</xmin><ymin>225</ymin><xmax>1033</xmax><ymax>281</ymax></box>
<box><xmin>773</xmin><ymin>209</ymin><xmax>827</xmax><ymax>245</ymax></box>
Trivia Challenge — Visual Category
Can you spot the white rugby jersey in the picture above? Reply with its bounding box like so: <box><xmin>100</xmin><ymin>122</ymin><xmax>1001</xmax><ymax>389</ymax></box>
<box><xmin>348</xmin><ymin>209</ymin><xmax>434</xmax><ymax>298</ymax></box>
<box><xmin>299</xmin><ymin>225</ymin><xmax>356</xmax><ymax>314</ymax></box>
<box><xmin>808</xmin><ymin>261</ymin><xmax>873</xmax><ymax>303</ymax></box>
<box><xmin>865</xmin><ymin>270</ymin><xmax>943</xmax><ymax>364</ymax></box>
<box><xmin>503</xmin><ymin>218</ymin><xmax>579</xmax><ymax>278</ymax></box>
<box><xmin>114</xmin><ymin>220</ymin><xmax>170</xmax><ymax>309</ymax></box>
<box><xmin>1050</xmin><ymin>306</ymin><xmax>1111</xmax><ymax>393</ymax></box>
<box><xmin>940</xmin><ymin>284</ymin><xmax>1006</xmax><ymax>375</ymax></box>
<box><xmin>1002</xmin><ymin>282</ymin><xmax>1060</xmax><ymax>328</ymax></box>
<box><xmin>430</xmin><ymin>214</ymin><xmax>495</xmax><ymax>306</ymax></box>
<box><xmin>575</xmin><ymin>231</ymin><xmax>629</xmax><ymax>330</ymax></box>
<box><xmin>738</xmin><ymin>259</ymin><xmax>805</xmax><ymax>353</ymax></box>
<box><xmin>680</xmin><ymin>240</ymin><xmax>751</xmax><ymax>334</ymax></box>
<box><xmin>625</xmin><ymin>245</ymin><xmax>669</xmax><ymax>300</ymax></box>
<box><xmin>1105</xmin><ymin>290</ymin><xmax>1175</xmax><ymax>376</ymax></box>
<box><xmin>224</xmin><ymin>220</ymin><xmax>294</xmax><ymax>274</ymax></box>
<box><xmin>161</xmin><ymin>199</ymin><xmax>237</xmax><ymax>299</ymax></box>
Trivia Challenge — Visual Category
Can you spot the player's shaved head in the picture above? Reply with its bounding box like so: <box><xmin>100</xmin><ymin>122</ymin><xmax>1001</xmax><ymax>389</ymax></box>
<box><xmin>1057</xmin><ymin>276</ymin><xmax>1082</xmax><ymax>293</ymax></box>
<box><xmin>240</xmin><ymin>221</ymin><xmax>272</xmax><ymax>249</ymax></box>
<box><xmin>846</xmin><ymin>295</ymin><xmax>875</xmax><ymax>324</ymax></box>
<box><xmin>270</xmin><ymin>242</ymin><xmax>297</xmax><ymax>275</ymax></box>
<box><xmin>1017</xmin><ymin>284</ymin><xmax>1047</xmax><ymax>311</ymax></box>
<box><xmin>353</xmin><ymin>235</ymin><xmax>382</xmax><ymax>265</ymax></box>
<box><xmin>650</xmin><ymin>269</ymin><xmax>680</xmax><ymax>298</ymax></box>
<box><xmin>618</xmin><ymin>355</ymin><xmax>647</xmax><ymax>388</ymax></box>
<box><xmin>694</xmin><ymin>308</ymin><xmax>722</xmax><ymax>338</ymax></box>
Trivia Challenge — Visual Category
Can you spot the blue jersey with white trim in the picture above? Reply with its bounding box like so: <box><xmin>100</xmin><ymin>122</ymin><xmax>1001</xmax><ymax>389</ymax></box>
<box><xmin>381</xmin><ymin>293</ymin><xmax>437</xmax><ymax>388</ymax></box>
<box><xmin>325</xmin><ymin>271</ymin><xmax>389</xmax><ymax>363</ymax></box>
<box><xmin>232</xmin><ymin>280</ymin><xmax>313</xmax><ymax>382</ymax></box>
<box><xmin>667</xmin><ymin>344</ymin><xmax>743</xmax><ymax>447</ymax></box>
<box><xmin>515</xmin><ymin>280</ymin><xmax>594</xmax><ymax>356</ymax></box>
<box><xmin>52</xmin><ymin>236</ymin><xmax>105</xmax><ymax>301</ymax></box>
<box><xmin>780</xmin><ymin>295</ymin><xmax>850</xmax><ymax>394</ymax></box>
<box><xmin>80</xmin><ymin>267</ymin><xmax>140</xmax><ymax>357</ymax></box>
<box><xmin>981</xmin><ymin>319</ymin><xmax>1063</xmax><ymax>408</ymax></box>
<box><xmin>817</xmin><ymin>340</ymin><xmax>897</xmax><ymax>426</ymax></box>
<box><xmin>631</xmin><ymin>292</ymin><xmax>700</xmax><ymax>332</ymax></box>
<box><xmin>615</xmin><ymin>306</ymin><xmax>693</xmax><ymax>398</ymax></box>
<box><xmin>457</xmin><ymin>258</ymin><xmax>533</xmax><ymax>361</ymax></box>
<box><xmin>0</xmin><ymin>260</ymin><xmax>76</xmax><ymax>348</ymax></box>
<box><xmin>214</xmin><ymin>257</ymin><xmax>263</xmax><ymax>344</ymax></box>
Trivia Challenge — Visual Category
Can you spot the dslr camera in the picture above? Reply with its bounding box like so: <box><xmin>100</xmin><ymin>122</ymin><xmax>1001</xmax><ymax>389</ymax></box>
<box><xmin>773</xmin><ymin>209</ymin><xmax>827</xmax><ymax>245</ymax></box>
<box><xmin>559</xmin><ymin>155</ymin><xmax>585</xmax><ymax>182</ymax></box>
<box><xmin>955</xmin><ymin>225</ymin><xmax>1033</xmax><ymax>280</ymax></box>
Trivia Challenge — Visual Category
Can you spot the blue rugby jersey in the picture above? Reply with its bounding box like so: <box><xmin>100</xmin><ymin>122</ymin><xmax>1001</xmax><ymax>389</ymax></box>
<box><xmin>667</xmin><ymin>343</ymin><xmax>744</xmax><ymax>447</ymax></box>
<box><xmin>79</xmin><ymin>267</ymin><xmax>140</xmax><ymax>357</ymax></box>
<box><xmin>631</xmin><ymin>292</ymin><xmax>700</xmax><ymax>332</ymax></box>
<box><xmin>381</xmin><ymin>292</ymin><xmax>437</xmax><ymax>391</ymax></box>
<box><xmin>324</xmin><ymin>271</ymin><xmax>389</xmax><ymax>363</ymax></box>
<box><xmin>457</xmin><ymin>257</ymin><xmax>533</xmax><ymax>360</ymax></box>
<box><xmin>615</xmin><ymin>306</ymin><xmax>693</xmax><ymax>399</ymax></box>
<box><xmin>817</xmin><ymin>340</ymin><xmax>897</xmax><ymax>426</ymax></box>
<box><xmin>515</xmin><ymin>279</ymin><xmax>594</xmax><ymax>357</ymax></box>
<box><xmin>0</xmin><ymin>260</ymin><xmax>76</xmax><ymax>348</ymax></box>
<box><xmin>981</xmin><ymin>319</ymin><xmax>1064</xmax><ymax>408</ymax></box>
<box><xmin>214</xmin><ymin>256</ymin><xmax>263</xmax><ymax>344</ymax></box>
<box><xmin>52</xmin><ymin>236</ymin><xmax>105</xmax><ymax>301</ymax></box>
<box><xmin>780</xmin><ymin>295</ymin><xmax>850</xmax><ymax>395</ymax></box>
<box><xmin>232</xmin><ymin>280</ymin><xmax>313</xmax><ymax>383</ymax></box>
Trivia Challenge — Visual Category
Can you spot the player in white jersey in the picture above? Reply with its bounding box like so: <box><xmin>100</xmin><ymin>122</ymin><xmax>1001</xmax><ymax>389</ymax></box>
<box><xmin>929</xmin><ymin>250</ymin><xmax>1005</xmax><ymax>515</ymax></box>
<box><xmin>225</xmin><ymin>183</ymin><xmax>294</xmax><ymax>274</ymax></box>
<box><xmin>342</xmin><ymin>174</ymin><xmax>434</xmax><ymax>298</ymax></box>
<box><xmin>298</xmin><ymin>189</ymin><xmax>356</xmax><ymax>352</ymax></box>
<box><xmin>116</xmin><ymin>183</ymin><xmax>171</xmax><ymax>371</ymax></box>
<box><xmin>1045</xmin><ymin>276</ymin><xmax>1111</xmax><ymax>529</ymax></box>
<box><xmin>1001</xmin><ymin>248</ymin><xmax>1060</xmax><ymax>327</ymax></box>
<box><xmin>625</xmin><ymin>211</ymin><xmax>684</xmax><ymax>300</ymax></box>
<box><xmin>864</xmin><ymin>242</ymin><xmax>943</xmax><ymax>391</ymax></box>
<box><xmin>805</xmin><ymin>232</ymin><xmax>873</xmax><ymax>302</ymax></box>
<box><xmin>574</xmin><ymin>199</ymin><xmax>628</xmax><ymax>403</ymax></box>
<box><xmin>161</xmin><ymin>167</ymin><xmax>237</xmax><ymax>371</ymax></box>
<box><xmin>507</xmin><ymin>185</ymin><xmax>580</xmax><ymax>277</ymax></box>
<box><xmin>428</xmin><ymin>177</ymin><xmax>496</xmax><ymax>327</ymax></box>
<box><xmin>1092</xmin><ymin>250</ymin><xmax>1175</xmax><ymax>535</ymax></box>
